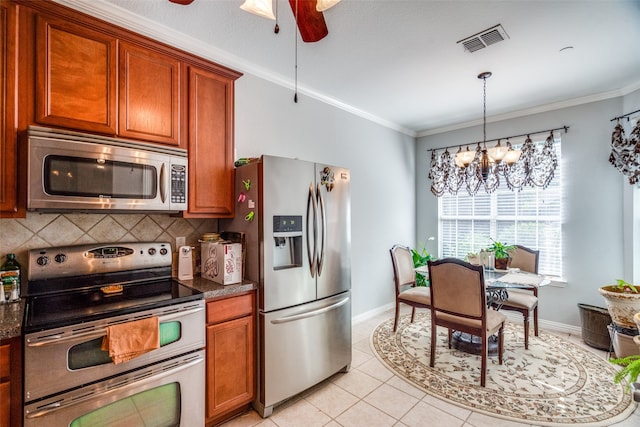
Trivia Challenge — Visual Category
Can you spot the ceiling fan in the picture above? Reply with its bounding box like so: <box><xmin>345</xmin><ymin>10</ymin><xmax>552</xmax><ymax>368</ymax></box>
<box><xmin>169</xmin><ymin>0</ymin><xmax>341</xmax><ymax>43</ymax></box>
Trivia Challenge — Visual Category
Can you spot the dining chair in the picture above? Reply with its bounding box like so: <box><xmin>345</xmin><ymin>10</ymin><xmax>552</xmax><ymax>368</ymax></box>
<box><xmin>389</xmin><ymin>244</ymin><xmax>431</xmax><ymax>332</ymax></box>
<box><xmin>427</xmin><ymin>258</ymin><xmax>506</xmax><ymax>387</ymax></box>
<box><xmin>500</xmin><ymin>245</ymin><xmax>540</xmax><ymax>349</ymax></box>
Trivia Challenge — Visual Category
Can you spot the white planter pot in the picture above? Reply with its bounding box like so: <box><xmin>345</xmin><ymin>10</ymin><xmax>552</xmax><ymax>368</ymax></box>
<box><xmin>599</xmin><ymin>286</ymin><xmax>640</xmax><ymax>330</ymax></box>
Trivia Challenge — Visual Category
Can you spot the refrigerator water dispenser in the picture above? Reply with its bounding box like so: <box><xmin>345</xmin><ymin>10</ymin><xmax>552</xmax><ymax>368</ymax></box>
<box><xmin>273</xmin><ymin>215</ymin><xmax>302</xmax><ymax>270</ymax></box>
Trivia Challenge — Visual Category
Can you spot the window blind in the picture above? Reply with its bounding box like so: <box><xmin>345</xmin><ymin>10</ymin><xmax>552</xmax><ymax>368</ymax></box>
<box><xmin>438</xmin><ymin>136</ymin><xmax>562</xmax><ymax>277</ymax></box>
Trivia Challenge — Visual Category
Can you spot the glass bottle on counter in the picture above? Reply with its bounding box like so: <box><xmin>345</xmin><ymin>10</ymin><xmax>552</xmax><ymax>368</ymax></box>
<box><xmin>1</xmin><ymin>253</ymin><xmax>21</xmax><ymax>303</ymax></box>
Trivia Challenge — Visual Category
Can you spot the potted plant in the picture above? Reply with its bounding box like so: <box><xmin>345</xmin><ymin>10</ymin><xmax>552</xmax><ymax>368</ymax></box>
<box><xmin>610</xmin><ymin>354</ymin><xmax>640</xmax><ymax>390</ymax></box>
<box><xmin>411</xmin><ymin>244</ymin><xmax>433</xmax><ymax>287</ymax></box>
<box><xmin>486</xmin><ymin>239</ymin><xmax>515</xmax><ymax>270</ymax></box>
<box><xmin>609</xmin><ymin>311</ymin><xmax>640</xmax><ymax>397</ymax></box>
<box><xmin>599</xmin><ymin>279</ymin><xmax>640</xmax><ymax>330</ymax></box>
<box><xmin>465</xmin><ymin>252</ymin><xmax>480</xmax><ymax>265</ymax></box>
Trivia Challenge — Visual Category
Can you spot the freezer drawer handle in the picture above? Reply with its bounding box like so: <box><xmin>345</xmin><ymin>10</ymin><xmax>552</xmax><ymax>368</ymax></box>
<box><xmin>270</xmin><ymin>297</ymin><xmax>349</xmax><ymax>324</ymax></box>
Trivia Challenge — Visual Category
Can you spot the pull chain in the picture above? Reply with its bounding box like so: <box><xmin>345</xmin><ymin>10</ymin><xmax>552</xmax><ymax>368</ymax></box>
<box><xmin>294</xmin><ymin>0</ymin><xmax>298</xmax><ymax>103</ymax></box>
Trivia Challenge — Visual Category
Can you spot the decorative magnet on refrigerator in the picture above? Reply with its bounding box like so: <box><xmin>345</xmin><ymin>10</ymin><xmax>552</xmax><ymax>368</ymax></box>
<box><xmin>245</xmin><ymin>211</ymin><xmax>255</xmax><ymax>222</ymax></box>
<box><xmin>320</xmin><ymin>167</ymin><xmax>335</xmax><ymax>192</ymax></box>
<box><xmin>242</xmin><ymin>179</ymin><xmax>252</xmax><ymax>191</ymax></box>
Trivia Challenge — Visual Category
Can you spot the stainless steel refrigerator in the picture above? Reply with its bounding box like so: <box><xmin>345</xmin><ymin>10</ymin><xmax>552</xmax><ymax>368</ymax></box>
<box><xmin>220</xmin><ymin>155</ymin><xmax>352</xmax><ymax>417</ymax></box>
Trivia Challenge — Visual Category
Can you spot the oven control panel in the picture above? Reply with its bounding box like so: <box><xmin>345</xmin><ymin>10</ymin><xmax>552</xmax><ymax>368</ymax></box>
<box><xmin>28</xmin><ymin>242</ymin><xmax>173</xmax><ymax>280</ymax></box>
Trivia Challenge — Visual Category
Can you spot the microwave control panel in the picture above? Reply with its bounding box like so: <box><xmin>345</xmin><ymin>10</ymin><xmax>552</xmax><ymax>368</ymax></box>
<box><xmin>171</xmin><ymin>165</ymin><xmax>187</xmax><ymax>204</ymax></box>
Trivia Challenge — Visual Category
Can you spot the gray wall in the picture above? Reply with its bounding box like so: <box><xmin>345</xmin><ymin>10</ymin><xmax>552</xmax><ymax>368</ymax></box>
<box><xmin>417</xmin><ymin>93</ymin><xmax>640</xmax><ymax>328</ymax></box>
<box><xmin>234</xmin><ymin>74</ymin><xmax>416</xmax><ymax>317</ymax></box>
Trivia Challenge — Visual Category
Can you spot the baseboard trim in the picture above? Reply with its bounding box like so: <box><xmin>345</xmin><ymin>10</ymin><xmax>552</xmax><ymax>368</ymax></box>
<box><xmin>353</xmin><ymin>304</ymin><xmax>582</xmax><ymax>336</ymax></box>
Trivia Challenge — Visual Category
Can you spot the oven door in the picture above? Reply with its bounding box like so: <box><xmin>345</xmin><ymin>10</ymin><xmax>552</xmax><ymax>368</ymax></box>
<box><xmin>24</xmin><ymin>350</ymin><xmax>204</xmax><ymax>427</ymax></box>
<box><xmin>24</xmin><ymin>300</ymin><xmax>204</xmax><ymax>402</ymax></box>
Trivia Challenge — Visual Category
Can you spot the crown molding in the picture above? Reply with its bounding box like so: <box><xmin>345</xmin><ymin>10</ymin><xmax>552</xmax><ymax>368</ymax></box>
<box><xmin>417</xmin><ymin>81</ymin><xmax>640</xmax><ymax>138</ymax></box>
<box><xmin>52</xmin><ymin>0</ymin><xmax>417</xmax><ymax>138</ymax></box>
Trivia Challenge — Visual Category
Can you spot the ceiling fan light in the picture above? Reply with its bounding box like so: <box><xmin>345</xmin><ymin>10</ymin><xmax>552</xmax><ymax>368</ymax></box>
<box><xmin>240</xmin><ymin>0</ymin><xmax>276</xmax><ymax>20</ymax></box>
<box><xmin>316</xmin><ymin>0</ymin><xmax>342</xmax><ymax>12</ymax></box>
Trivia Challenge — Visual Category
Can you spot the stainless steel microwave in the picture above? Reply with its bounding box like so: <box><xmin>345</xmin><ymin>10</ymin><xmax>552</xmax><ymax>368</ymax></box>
<box><xmin>27</xmin><ymin>126</ymin><xmax>188</xmax><ymax>212</ymax></box>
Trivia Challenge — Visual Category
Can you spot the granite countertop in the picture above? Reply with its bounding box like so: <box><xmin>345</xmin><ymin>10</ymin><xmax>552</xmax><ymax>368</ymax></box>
<box><xmin>176</xmin><ymin>275</ymin><xmax>257</xmax><ymax>300</ymax></box>
<box><xmin>0</xmin><ymin>277</ymin><xmax>257</xmax><ymax>340</ymax></box>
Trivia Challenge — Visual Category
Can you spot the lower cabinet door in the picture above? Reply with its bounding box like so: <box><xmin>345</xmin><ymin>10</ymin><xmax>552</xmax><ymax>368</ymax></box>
<box><xmin>206</xmin><ymin>314</ymin><xmax>255</xmax><ymax>423</ymax></box>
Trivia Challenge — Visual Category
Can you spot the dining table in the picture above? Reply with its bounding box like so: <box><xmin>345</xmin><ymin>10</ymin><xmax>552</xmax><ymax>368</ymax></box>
<box><xmin>415</xmin><ymin>265</ymin><xmax>551</xmax><ymax>355</ymax></box>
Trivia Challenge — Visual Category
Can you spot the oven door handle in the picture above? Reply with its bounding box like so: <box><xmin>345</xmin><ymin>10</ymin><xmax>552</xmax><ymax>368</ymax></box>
<box><xmin>26</xmin><ymin>306</ymin><xmax>205</xmax><ymax>347</ymax></box>
<box><xmin>25</xmin><ymin>354</ymin><xmax>204</xmax><ymax>419</ymax></box>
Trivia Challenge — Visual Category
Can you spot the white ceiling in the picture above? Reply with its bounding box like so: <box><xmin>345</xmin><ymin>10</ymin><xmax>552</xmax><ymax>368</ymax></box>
<box><xmin>72</xmin><ymin>0</ymin><xmax>640</xmax><ymax>136</ymax></box>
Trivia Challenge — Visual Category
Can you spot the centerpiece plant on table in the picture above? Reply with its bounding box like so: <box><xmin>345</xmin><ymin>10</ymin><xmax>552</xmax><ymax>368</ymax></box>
<box><xmin>410</xmin><ymin>244</ymin><xmax>433</xmax><ymax>287</ymax></box>
<box><xmin>486</xmin><ymin>238</ymin><xmax>516</xmax><ymax>270</ymax></box>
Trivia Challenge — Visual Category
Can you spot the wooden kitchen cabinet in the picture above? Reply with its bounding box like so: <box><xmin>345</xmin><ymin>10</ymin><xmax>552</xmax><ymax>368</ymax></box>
<box><xmin>119</xmin><ymin>42</ymin><xmax>181</xmax><ymax>146</ymax></box>
<box><xmin>11</xmin><ymin>0</ymin><xmax>242</xmax><ymax>217</ymax></box>
<box><xmin>0</xmin><ymin>337</ymin><xmax>22</xmax><ymax>427</ymax></box>
<box><xmin>34</xmin><ymin>12</ymin><xmax>118</xmax><ymax>134</ymax></box>
<box><xmin>0</xmin><ymin>0</ymin><xmax>20</xmax><ymax>216</ymax></box>
<box><xmin>205</xmin><ymin>291</ymin><xmax>255</xmax><ymax>426</ymax></box>
<box><xmin>186</xmin><ymin>65</ymin><xmax>238</xmax><ymax>217</ymax></box>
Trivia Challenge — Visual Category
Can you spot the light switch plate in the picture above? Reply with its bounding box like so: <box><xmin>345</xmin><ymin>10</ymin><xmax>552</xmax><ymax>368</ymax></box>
<box><xmin>176</xmin><ymin>236</ymin><xmax>186</xmax><ymax>249</ymax></box>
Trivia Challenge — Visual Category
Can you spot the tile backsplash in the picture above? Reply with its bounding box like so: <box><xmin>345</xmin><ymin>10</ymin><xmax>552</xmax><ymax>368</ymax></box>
<box><xmin>0</xmin><ymin>212</ymin><xmax>218</xmax><ymax>269</ymax></box>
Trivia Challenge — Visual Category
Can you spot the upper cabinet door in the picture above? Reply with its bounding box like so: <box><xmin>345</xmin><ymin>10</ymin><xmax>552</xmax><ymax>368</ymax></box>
<box><xmin>119</xmin><ymin>42</ymin><xmax>181</xmax><ymax>146</ymax></box>
<box><xmin>35</xmin><ymin>14</ymin><xmax>117</xmax><ymax>134</ymax></box>
<box><xmin>187</xmin><ymin>66</ymin><xmax>235</xmax><ymax>217</ymax></box>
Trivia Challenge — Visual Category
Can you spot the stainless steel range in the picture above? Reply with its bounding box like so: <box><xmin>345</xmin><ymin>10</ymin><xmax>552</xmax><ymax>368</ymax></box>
<box><xmin>22</xmin><ymin>242</ymin><xmax>205</xmax><ymax>427</ymax></box>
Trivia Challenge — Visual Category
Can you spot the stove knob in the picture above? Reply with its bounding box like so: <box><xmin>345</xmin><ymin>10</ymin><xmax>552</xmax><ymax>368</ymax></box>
<box><xmin>54</xmin><ymin>253</ymin><xmax>67</xmax><ymax>263</ymax></box>
<box><xmin>37</xmin><ymin>256</ymin><xmax>50</xmax><ymax>266</ymax></box>
<box><xmin>148</xmin><ymin>248</ymin><xmax>157</xmax><ymax>256</ymax></box>
<box><xmin>159</xmin><ymin>248</ymin><xmax>168</xmax><ymax>256</ymax></box>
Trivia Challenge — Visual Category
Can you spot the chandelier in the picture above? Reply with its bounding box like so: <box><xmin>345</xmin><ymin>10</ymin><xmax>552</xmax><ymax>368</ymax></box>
<box><xmin>428</xmin><ymin>72</ymin><xmax>563</xmax><ymax>197</ymax></box>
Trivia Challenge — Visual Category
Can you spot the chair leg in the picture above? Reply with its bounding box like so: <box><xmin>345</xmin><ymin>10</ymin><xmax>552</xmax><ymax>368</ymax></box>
<box><xmin>481</xmin><ymin>332</ymin><xmax>487</xmax><ymax>387</ymax></box>
<box><xmin>410</xmin><ymin>307</ymin><xmax>416</xmax><ymax>324</ymax></box>
<box><xmin>430</xmin><ymin>319</ymin><xmax>436</xmax><ymax>368</ymax></box>
<box><xmin>498</xmin><ymin>324</ymin><xmax>504</xmax><ymax>365</ymax></box>
<box><xmin>523</xmin><ymin>314</ymin><xmax>530</xmax><ymax>350</ymax></box>
<box><xmin>447</xmin><ymin>328</ymin><xmax>452</xmax><ymax>349</ymax></box>
<box><xmin>533</xmin><ymin>306</ymin><xmax>539</xmax><ymax>336</ymax></box>
<box><xmin>393</xmin><ymin>302</ymin><xmax>400</xmax><ymax>332</ymax></box>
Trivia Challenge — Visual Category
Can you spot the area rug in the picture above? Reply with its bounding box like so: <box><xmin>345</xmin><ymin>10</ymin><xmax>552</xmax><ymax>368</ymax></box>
<box><xmin>370</xmin><ymin>312</ymin><xmax>637</xmax><ymax>426</ymax></box>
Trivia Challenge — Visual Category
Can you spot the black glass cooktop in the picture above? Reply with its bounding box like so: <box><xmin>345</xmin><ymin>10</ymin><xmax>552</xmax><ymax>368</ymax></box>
<box><xmin>24</xmin><ymin>279</ymin><xmax>202</xmax><ymax>333</ymax></box>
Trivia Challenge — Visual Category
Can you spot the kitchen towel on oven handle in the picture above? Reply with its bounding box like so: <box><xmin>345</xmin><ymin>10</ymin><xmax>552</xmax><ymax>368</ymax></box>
<box><xmin>101</xmin><ymin>317</ymin><xmax>160</xmax><ymax>364</ymax></box>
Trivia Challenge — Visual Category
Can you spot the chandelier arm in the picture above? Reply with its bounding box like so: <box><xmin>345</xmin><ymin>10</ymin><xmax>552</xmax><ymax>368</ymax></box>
<box><xmin>427</xmin><ymin>126</ymin><xmax>569</xmax><ymax>154</ymax></box>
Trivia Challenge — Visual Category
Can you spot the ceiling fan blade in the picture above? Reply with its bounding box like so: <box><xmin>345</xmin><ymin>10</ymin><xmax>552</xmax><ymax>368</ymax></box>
<box><xmin>289</xmin><ymin>0</ymin><xmax>329</xmax><ymax>43</ymax></box>
<box><xmin>168</xmin><ymin>0</ymin><xmax>195</xmax><ymax>4</ymax></box>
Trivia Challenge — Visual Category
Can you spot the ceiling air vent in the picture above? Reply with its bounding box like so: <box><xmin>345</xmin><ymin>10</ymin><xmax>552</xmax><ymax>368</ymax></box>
<box><xmin>457</xmin><ymin>24</ymin><xmax>509</xmax><ymax>53</ymax></box>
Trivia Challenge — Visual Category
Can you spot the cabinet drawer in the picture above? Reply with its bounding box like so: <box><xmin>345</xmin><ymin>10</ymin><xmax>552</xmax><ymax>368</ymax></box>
<box><xmin>0</xmin><ymin>344</ymin><xmax>9</xmax><ymax>378</ymax></box>
<box><xmin>207</xmin><ymin>293</ymin><xmax>254</xmax><ymax>325</ymax></box>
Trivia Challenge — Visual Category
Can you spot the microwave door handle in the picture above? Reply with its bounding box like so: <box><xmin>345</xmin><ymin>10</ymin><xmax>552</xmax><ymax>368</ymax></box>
<box><xmin>159</xmin><ymin>163</ymin><xmax>167</xmax><ymax>203</ymax></box>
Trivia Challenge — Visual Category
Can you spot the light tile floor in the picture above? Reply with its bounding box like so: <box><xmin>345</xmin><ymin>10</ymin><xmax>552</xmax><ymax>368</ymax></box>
<box><xmin>221</xmin><ymin>307</ymin><xmax>640</xmax><ymax>427</ymax></box>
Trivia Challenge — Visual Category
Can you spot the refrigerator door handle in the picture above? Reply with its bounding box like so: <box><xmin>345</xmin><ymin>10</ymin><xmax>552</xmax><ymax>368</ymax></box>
<box><xmin>316</xmin><ymin>184</ymin><xmax>327</xmax><ymax>276</ymax></box>
<box><xmin>306</xmin><ymin>183</ymin><xmax>318</xmax><ymax>277</ymax></box>
<box><xmin>269</xmin><ymin>296</ymin><xmax>350</xmax><ymax>324</ymax></box>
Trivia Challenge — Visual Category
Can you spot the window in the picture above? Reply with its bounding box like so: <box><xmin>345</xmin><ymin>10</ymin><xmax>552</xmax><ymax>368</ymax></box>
<box><xmin>438</xmin><ymin>136</ymin><xmax>562</xmax><ymax>277</ymax></box>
